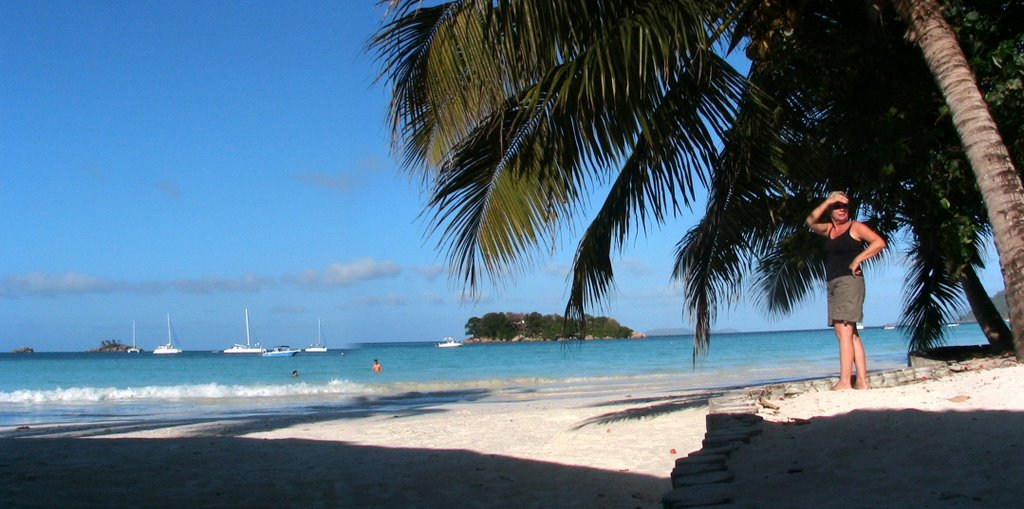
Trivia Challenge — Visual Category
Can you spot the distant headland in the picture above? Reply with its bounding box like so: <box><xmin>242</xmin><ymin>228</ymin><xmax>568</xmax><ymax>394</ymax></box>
<box><xmin>463</xmin><ymin>311</ymin><xmax>644</xmax><ymax>343</ymax></box>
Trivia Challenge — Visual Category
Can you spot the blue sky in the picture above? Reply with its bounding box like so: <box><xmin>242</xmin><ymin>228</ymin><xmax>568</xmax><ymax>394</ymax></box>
<box><xmin>1</xmin><ymin>1</ymin><xmax>1006</xmax><ymax>352</ymax></box>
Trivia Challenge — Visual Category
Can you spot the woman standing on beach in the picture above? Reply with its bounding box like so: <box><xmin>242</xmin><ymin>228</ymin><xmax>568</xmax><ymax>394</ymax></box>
<box><xmin>807</xmin><ymin>192</ymin><xmax>887</xmax><ymax>390</ymax></box>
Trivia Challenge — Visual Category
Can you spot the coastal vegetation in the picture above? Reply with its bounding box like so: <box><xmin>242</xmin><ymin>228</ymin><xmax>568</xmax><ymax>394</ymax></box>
<box><xmin>371</xmin><ymin>1</ymin><xmax>1023</xmax><ymax>359</ymax></box>
<box><xmin>465</xmin><ymin>312</ymin><xmax>634</xmax><ymax>341</ymax></box>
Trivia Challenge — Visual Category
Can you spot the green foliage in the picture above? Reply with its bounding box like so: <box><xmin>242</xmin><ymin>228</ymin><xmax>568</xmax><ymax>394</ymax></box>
<box><xmin>374</xmin><ymin>0</ymin><xmax>1022</xmax><ymax>357</ymax></box>
<box><xmin>465</xmin><ymin>311</ymin><xmax>633</xmax><ymax>340</ymax></box>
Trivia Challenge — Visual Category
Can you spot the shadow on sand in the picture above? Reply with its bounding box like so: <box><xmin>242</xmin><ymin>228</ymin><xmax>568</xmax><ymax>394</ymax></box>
<box><xmin>0</xmin><ymin>387</ymin><xmax>672</xmax><ymax>509</ymax></box>
<box><xmin>727</xmin><ymin>408</ymin><xmax>1024</xmax><ymax>508</ymax></box>
<box><xmin>574</xmin><ymin>391</ymin><xmax>719</xmax><ymax>429</ymax></box>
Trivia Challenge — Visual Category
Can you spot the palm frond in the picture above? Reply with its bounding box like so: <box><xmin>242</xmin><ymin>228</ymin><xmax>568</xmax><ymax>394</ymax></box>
<box><xmin>378</xmin><ymin>1</ymin><xmax>757</xmax><ymax>296</ymax></box>
<box><xmin>753</xmin><ymin>229</ymin><xmax>825</xmax><ymax>318</ymax></box>
<box><xmin>564</xmin><ymin>50</ymin><xmax>751</xmax><ymax>326</ymax></box>
<box><xmin>899</xmin><ymin>239</ymin><xmax>964</xmax><ymax>352</ymax></box>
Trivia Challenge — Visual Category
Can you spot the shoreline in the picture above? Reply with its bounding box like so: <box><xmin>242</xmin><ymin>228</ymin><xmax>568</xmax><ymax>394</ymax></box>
<box><xmin>2</xmin><ymin>375</ymin><xmax>718</xmax><ymax>509</ymax></box>
<box><xmin>4</xmin><ymin>357</ymin><xmax>1022</xmax><ymax>508</ymax></box>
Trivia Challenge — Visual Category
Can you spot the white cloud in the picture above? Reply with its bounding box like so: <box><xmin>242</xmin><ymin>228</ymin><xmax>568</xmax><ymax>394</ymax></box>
<box><xmin>0</xmin><ymin>272</ymin><xmax>117</xmax><ymax>297</ymax></box>
<box><xmin>1</xmin><ymin>259</ymin><xmax>401</xmax><ymax>299</ymax></box>
<box><xmin>416</xmin><ymin>265</ymin><xmax>446</xmax><ymax>281</ymax></box>
<box><xmin>293</xmin><ymin>258</ymin><xmax>402</xmax><ymax>289</ymax></box>
<box><xmin>0</xmin><ymin>271</ymin><xmax>274</xmax><ymax>298</ymax></box>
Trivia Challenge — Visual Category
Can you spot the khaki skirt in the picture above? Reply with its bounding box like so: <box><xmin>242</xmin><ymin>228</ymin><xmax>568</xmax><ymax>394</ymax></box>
<box><xmin>827</xmin><ymin>275</ymin><xmax>865</xmax><ymax>326</ymax></box>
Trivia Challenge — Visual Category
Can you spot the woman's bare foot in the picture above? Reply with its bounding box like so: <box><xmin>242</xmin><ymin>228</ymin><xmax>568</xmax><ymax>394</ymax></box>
<box><xmin>832</xmin><ymin>382</ymin><xmax>853</xmax><ymax>391</ymax></box>
<box><xmin>854</xmin><ymin>383</ymin><xmax>870</xmax><ymax>390</ymax></box>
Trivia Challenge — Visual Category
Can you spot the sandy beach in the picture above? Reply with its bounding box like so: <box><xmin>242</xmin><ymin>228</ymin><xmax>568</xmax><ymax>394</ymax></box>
<box><xmin>0</xmin><ymin>382</ymin><xmax>716</xmax><ymax>509</ymax></box>
<box><xmin>727</xmin><ymin>363</ymin><xmax>1024</xmax><ymax>508</ymax></box>
<box><xmin>3</xmin><ymin>363</ymin><xmax>1022</xmax><ymax>508</ymax></box>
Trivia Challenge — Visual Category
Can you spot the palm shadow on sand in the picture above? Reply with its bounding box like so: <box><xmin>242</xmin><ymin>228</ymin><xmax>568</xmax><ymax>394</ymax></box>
<box><xmin>1</xmin><ymin>435</ymin><xmax>668</xmax><ymax>509</ymax></box>
<box><xmin>727</xmin><ymin>408</ymin><xmax>1024</xmax><ymax>508</ymax></box>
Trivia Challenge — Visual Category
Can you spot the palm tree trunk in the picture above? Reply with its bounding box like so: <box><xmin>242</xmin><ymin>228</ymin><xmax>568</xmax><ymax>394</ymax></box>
<box><xmin>892</xmin><ymin>0</ymin><xmax>1024</xmax><ymax>360</ymax></box>
<box><xmin>961</xmin><ymin>265</ymin><xmax>1013</xmax><ymax>351</ymax></box>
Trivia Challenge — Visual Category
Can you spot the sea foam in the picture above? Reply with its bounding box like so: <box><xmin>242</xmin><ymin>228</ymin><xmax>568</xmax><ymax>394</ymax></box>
<box><xmin>0</xmin><ymin>380</ymin><xmax>368</xmax><ymax>404</ymax></box>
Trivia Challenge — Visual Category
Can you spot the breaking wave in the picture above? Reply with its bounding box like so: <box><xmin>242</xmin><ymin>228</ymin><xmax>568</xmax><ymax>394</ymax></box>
<box><xmin>0</xmin><ymin>379</ymin><xmax>370</xmax><ymax>404</ymax></box>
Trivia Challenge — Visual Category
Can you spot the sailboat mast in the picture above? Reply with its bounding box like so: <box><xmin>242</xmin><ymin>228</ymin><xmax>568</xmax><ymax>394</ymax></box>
<box><xmin>132</xmin><ymin>320</ymin><xmax>136</xmax><ymax>348</ymax></box>
<box><xmin>245</xmin><ymin>308</ymin><xmax>251</xmax><ymax>347</ymax></box>
<box><xmin>318</xmin><ymin>319</ymin><xmax>322</xmax><ymax>345</ymax></box>
<box><xmin>167</xmin><ymin>314</ymin><xmax>171</xmax><ymax>343</ymax></box>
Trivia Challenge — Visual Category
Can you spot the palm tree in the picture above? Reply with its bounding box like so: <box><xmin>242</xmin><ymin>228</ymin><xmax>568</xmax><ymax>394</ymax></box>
<box><xmin>676</xmin><ymin>0</ymin><xmax>1017</xmax><ymax>357</ymax></box>
<box><xmin>888</xmin><ymin>0</ymin><xmax>1024</xmax><ymax>359</ymax></box>
<box><xmin>372</xmin><ymin>0</ymin><xmax>746</xmax><ymax>311</ymax></box>
<box><xmin>371</xmin><ymin>1</ymin><xmax>1022</xmax><ymax>358</ymax></box>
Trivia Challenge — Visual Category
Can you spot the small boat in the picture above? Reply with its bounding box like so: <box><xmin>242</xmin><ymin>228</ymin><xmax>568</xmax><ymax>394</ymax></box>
<box><xmin>436</xmin><ymin>336</ymin><xmax>463</xmax><ymax>348</ymax></box>
<box><xmin>262</xmin><ymin>345</ymin><xmax>300</xmax><ymax>357</ymax></box>
<box><xmin>883</xmin><ymin>325</ymin><xmax>896</xmax><ymax>330</ymax></box>
<box><xmin>304</xmin><ymin>319</ymin><xmax>328</xmax><ymax>353</ymax></box>
<box><xmin>127</xmin><ymin>320</ymin><xmax>141</xmax><ymax>353</ymax></box>
<box><xmin>224</xmin><ymin>308</ymin><xmax>265</xmax><ymax>354</ymax></box>
<box><xmin>946</xmin><ymin>322</ymin><xmax>960</xmax><ymax>328</ymax></box>
<box><xmin>856</xmin><ymin>324</ymin><xmax>865</xmax><ymax>330</ymax></box>
<box><xmin>153</xmin><ymin>314</ymin><xmax>182</xmax><ymax>355</ymax></box>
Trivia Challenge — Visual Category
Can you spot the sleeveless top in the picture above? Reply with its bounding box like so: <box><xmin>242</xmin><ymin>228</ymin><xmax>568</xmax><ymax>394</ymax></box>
<box><xmin>824</xmin><ymin>225</ymin><xmax>863</xmax><ymax>281</ymax></box>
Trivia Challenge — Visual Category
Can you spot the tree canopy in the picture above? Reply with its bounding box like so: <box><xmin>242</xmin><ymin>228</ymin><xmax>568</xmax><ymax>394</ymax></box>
<box><xmin>372</xmin><ymin>0</ymin><xmax>1024</xmax><ymax>358</ymax></box>
<box><xmin>465</xmin><ymin>311</ymin><xmax>634</xmax><ymax>340</ymax></box>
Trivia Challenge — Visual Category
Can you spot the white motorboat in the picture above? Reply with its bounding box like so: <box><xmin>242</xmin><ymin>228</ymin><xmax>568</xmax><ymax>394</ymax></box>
<box><xmin>153</xmin><ymin>314</ymin><xmax>182</xmax><ymax>355</ymax></box>
<box><xmin>436</xmin><ymin>336</ymin><xmax>463</xmax><ymax>348</ymax></box>
<box><xmin>224</xmin><ymin>308</ymin><xmax>265</xmax><ymax>354</ymax></box>
<box><xmin>262</xmin><ymin>346</ymin><xmax>300</xmax><ymax>357</ymax></box>
<box><xmin>304</xmin><ymin>319</ymin><xmax>328</xmax><ymax>353</ymax></box>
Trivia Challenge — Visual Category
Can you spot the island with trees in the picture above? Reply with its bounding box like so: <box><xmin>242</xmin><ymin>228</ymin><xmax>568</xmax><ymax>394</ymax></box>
<box><xmin>89</xmin><ymin>340</ymin><xmax>137</xmax><ymax>353</ymax></box>
<box><xmin>464</xmin><ymin>312</ymin><xmax>641</xmax><ymax>342</ymax></box>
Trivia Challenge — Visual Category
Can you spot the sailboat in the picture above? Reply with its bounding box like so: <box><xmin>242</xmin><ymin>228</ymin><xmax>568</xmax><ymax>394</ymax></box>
<box><xmin>127</xmin><ymin>320</ymin><xmax>142</xmax><ymax>353</ymax></box>
<box><xmin>223</xmin><ymin>308</ymin><xmax>265</xmax><ymax>354</ymax></box>
<box><xmin>153</xmin><ymin>314</ymin><xmax>182</xmax><ymax>355</ymax></box>
<box><xmin>304</xmin><ymin>319</ymin><xmax>328</xmax><ymax>353</ymax></box>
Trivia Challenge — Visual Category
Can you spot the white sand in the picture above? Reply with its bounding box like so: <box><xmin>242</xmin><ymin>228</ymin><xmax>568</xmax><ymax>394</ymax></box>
<box><xmin>727</xmin><ymin>364</ymin><xmax>1024</xmax><ymax>508</ymax></box>
<box><xmin>0</xmin><ymin>383</ymin><xmax>713</xmax><ymax>509</ymax></box>
<box><xmin>4</xmin><ymin>364</ymin><xmax>1022</xmax><ymax>508</ymax></box>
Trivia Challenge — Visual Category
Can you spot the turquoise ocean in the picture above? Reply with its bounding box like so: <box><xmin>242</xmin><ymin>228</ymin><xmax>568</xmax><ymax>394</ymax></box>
<box><xmin>0</xmin><ymin>326</ymin><xmax>987</xmax><ymax>427</ymax></box>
